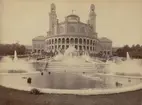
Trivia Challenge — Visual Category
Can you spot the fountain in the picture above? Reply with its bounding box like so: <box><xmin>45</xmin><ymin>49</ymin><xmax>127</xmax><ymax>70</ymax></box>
<box><xmin>0</xmin><ymin>48</ymin><xmax>142</xmax><ymax>105</ymax></box>
<box><xmin>47</xmin><ymin>46</ymin><xmax>106</xmax><ymax>72</ymax></box>
<box><xmin>14</xmin><ymin>50</ymin><xmax>18</xmax><ymax>61</ymax></box>
<box><xmin>107</xmin><ymin>52</ymin><xmax>142</xmax><ymax>76</ymax></box>
<box><xmin>53</xmin><ymin>45</ymin><xmax>101</xmax><ymax>64</ymax></box>
<box><xmin>126</xmin><ymin>52</ymin><xmax>131</xmax><ymax>60</ymax></box>
<box><xmin>0</xmin><ymin>50</ymin><xmax>35</xmax><ymax>73</ymax></box>
<box><xmin>21</xmin><ymin>48</ymin><xmax>142</xmax><ymax>90</ymax></box>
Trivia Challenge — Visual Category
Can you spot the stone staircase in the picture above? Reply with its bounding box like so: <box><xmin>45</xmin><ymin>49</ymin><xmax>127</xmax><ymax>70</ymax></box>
<box><xmin>46</xmin><ymin>61</ymin><xmax>107</xmax><ymax>72</ymax></box>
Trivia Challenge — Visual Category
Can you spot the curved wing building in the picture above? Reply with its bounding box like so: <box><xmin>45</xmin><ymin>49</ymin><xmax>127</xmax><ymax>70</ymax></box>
<box><xmin>32</xmin><ymin>3</ymin><xmax>112</xmax><ymax>57</ymax></box>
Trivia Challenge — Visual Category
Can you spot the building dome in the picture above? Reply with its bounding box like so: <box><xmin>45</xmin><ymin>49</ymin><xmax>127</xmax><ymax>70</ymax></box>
<box><xmin>66</xmin><ymin>14</ymin><xmax>80</xmax><ymax>22</ymax></box>
<box><xmin>66</xmin><ymin>14</ymin><xmax>79</xmax><ymax>18</ymax></box>
<box><xmin>32</xmin><ymin>36</ymin><xmax>45</xmax><ymax>41</ymax></box>
<box><xmin>99</xmin><ymin>37</ymin><xmax>112</xmax><ymax>43</ymax></box>
<box><xmin>32</xmin><ymin>3</ymin><xmax>112</xmax><ymax>57</ymax></box>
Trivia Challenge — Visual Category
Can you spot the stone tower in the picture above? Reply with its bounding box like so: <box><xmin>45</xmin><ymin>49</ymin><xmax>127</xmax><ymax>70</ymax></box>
<box><xmin>49</xmin><ymin>3</ymin><xmax>57</xmax><ymax>35</ymax></box>
<box><xmin>88</xmin><ymin>4</ymin><xmax>96</xmax><ymax>33</ymax></box>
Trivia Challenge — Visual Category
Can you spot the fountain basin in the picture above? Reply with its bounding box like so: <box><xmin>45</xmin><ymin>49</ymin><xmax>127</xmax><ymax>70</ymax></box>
<box><xmin>0</xmin><ymin>71</ymin><xmax>142</xmax><ymax>105</ymax></box>
<box><xmin>0</xmin><ymin>71</ymin><xmax>142</xmax><ymax>90</ymax></box>
<box><xmin>0</xmin><ymin>50</ymin><xmax>142</xmax><ymax>105</ymax></box>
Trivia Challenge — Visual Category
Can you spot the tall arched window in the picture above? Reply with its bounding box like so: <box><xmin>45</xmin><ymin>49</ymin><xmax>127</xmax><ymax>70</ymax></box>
<box><xmin>38</xmin><ymin>50</ymin><xmax>40</xmax><ymax>53</ymax></box>
<box><xmin>55</xmin><ymin>39</ymin><xmax>57</xmax><ymax>44</ymax></box>
<box><xmin>62</xmin><ymin>38</ymin><xmax>65</xmax><ymax>44</ymax></box>
<box><xmin>90</xmin><ymin>40</ymin><xmax>92</xmax><ymax>45</ymax></box>
<box><xmin>83</xmin><ymin>39</ymin><xmax>86</xmax><ymax>44</ymax></box>
<box><xmin>87</xmin><ymin>46</ymin><xmax>89</xmax><ymax>50</ymax></box>
<box><xmin>66</xmin><ymin>45</ymin><xmax>69</xmax><ymax>49</ymax></box>
<box><xmin>52</xmin><ymin>39</ymin><xmax>54</xmax><ymax>44</ymax></box>
<box><xmin>58</xmin><ymin>38</ymin><xmax>61</xmax><ymax>44</ymax></box>
<box><xmin>62</xmin><ymin>45</ymin><xmax>65</xmax><ymax>49</ymax></box>
<box><xmin>83</xmin><ymin>46</ymin><xmax>85</xmax><ymax>50</ymax></box>
<box><xmin>75</xmin><ymin>45</ymin><xmax>78</xmax><ymax>50</ymax></box>
<box><xmin>93</xmin><ymin>41</ymin><xmax>95</xmax><ymax>46</ymax></box>
<box><xmin>69</xmin><ymin>26</ymin><xmax>75</xmax><ymax>32</ymax></box>
<box><xmin>75</xmin><ymin>38</ymin><xmax>78</xmax><ymax>44</ymax></box>
<box><xmin>79</xmin><ymin>38</ymin><xmax>82</xmax><ymax>44</ymax></box>
<box><xmin>79</xmin><ymin>46</ymin><xmax>82</xmax><ymax>50</ymax></box>
<box><xmin>49</xmin><ymin>40</ymin><xmax>51</xmax><ymax>44</ymax></box>
<box><xmin>70</xmin><ymin>38</ymin><xmax>74</xmax><ymax>44</ymax></box>
<box><xmin>87</xmin><ymin>39</ymin><xmax>89</xmax><ymax>44</ymax></box>
<box><xmin>66</xmin><ymin>38</ymin><xmax>69</xmax><ymax>44</ymax></box>
<box><xmin>90</xmin><ymin>47</ymin><xmax>92</xmax><ymax>51</ymax></box>
<box><xmin>59</xmin><ymin>26</ymin><xmax>64</xmax><ymax>33</ymax></box>
<box><xmin>80</xmin><ymin>27</ymin><xmax>85</xmax><ymax>33</ymax></box>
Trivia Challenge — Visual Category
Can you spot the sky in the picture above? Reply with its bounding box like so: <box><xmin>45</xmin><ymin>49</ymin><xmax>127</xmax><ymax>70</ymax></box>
<box><xmin>0</xmin><ymin>0</ymin><xmax>142</xmax><ymax>47</ymax></box>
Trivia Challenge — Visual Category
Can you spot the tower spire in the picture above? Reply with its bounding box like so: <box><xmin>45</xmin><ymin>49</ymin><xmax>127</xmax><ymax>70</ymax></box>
<box><xmin>88</xmin><ymin>4</ymin><xmax>96</xmax><ymax>33</ymax></box>
<box><xmin>49</xmin><ymin>3</ymin><xmax>57</xmax><ymax>35</ymax></box>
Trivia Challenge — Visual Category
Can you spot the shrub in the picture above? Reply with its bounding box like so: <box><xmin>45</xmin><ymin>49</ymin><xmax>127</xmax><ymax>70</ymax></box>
<box><xmin>30</xmin><ymin>88</ymin><xmax>40</xmax><ymax>95</ymax></box>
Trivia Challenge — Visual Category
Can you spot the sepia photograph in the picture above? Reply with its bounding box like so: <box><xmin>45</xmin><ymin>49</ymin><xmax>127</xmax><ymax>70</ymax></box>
<box><xmin>0</xmin><ymin>0</ymin><xmax>142</xmax><ymax>105</ymax></box>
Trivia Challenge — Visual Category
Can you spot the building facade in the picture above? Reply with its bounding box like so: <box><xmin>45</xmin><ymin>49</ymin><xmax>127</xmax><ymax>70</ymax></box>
<box><xmin>32</xmin><ymin>3</ymin><xmax>112</xmax><ymax>56</ymax></box>
<box><xmin>32</xmin><ymin>36</ymin><xmax>45</xmax><ymax>53</ymax></box>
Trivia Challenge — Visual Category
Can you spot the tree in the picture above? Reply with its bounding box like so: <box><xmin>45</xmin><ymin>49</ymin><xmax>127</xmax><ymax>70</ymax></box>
<box><xmin>115</xmin><ymin>44</ymin><xmax>142</xmax><ymax>58</ymax></box>
<box><xmin>135</xmin><ymin>44</ymin><xmax>141</xmax><ymax>52</ymax></box>
<box><xmin>18</xmin><ymin>45</ymin><xmax>26</xmax><ymax>54</ymax></box>
<box><xmin>0</xmin><ymin>44</ymin><xmax>26</xmax><ymax>56</ymax></box>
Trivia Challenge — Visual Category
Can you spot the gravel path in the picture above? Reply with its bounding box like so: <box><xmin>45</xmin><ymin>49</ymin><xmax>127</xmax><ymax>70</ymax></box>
<box><xmin>0</xmin><ymin>86</ymin><xmax>142</xmax><ymax>105</ymax></box>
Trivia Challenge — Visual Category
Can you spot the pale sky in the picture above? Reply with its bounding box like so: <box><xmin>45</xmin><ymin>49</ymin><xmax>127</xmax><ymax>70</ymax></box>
<box><xmin>0</xmin><ymin>0</ymin><xmax>142</xmax><ymax>47</ymax></box>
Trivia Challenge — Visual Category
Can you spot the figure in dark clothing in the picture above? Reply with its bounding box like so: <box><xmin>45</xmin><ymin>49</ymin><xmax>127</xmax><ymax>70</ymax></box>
<box><xmin>27</xmin><ymin>77</ymin><xmax>32</xmax><ymax>84</ymax></box>
<box><xmin>41</xmin><ymin>72</ymin><xmax>43</xmax><ymax>75</ymax></box>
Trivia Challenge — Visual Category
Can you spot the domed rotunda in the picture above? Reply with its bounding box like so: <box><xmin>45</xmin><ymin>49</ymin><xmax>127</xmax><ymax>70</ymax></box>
<box><xmin>32</xmin><ymin>3</ymin><xmax>112</xmax><ymax>56</ymax></box>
